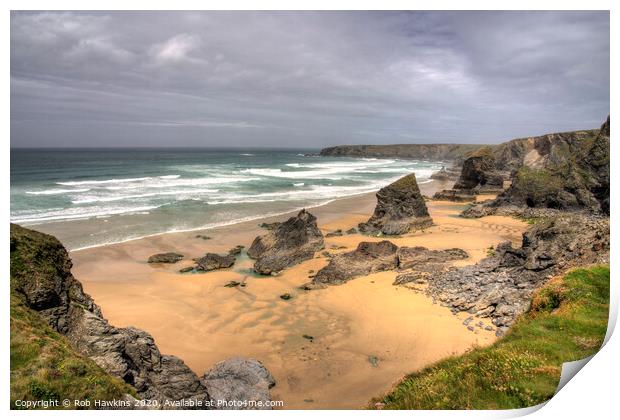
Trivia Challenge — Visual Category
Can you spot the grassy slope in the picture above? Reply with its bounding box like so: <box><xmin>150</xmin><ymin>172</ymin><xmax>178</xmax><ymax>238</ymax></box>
<box><xmin>10</xmin><ymin>293</ymin><xmax>136</xmax><ymax>409</ymax></box>
<box><xmin>10</xmin><ymin>224</ymin><xmax>135</xmax><ymax>409</ymax></box>
<box><xmin>371</xmin><ymin>266</ymin><xmax>609</xmax><ymax>409</ymax></box>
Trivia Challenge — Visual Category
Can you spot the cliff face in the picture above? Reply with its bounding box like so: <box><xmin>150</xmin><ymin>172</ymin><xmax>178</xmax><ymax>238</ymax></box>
<box><xmin>10</xmin><ymin>224</ymin><xmax>275</xmax><ymax>409</ymax></box>
<box><xmin>319</xmin><ymin>144</ymin><xmax>485</xmax><ymax>161</ymax></box>
<box><xmin>465</xmin><ymin>117</ymin><xmax>610</xmax><ymax>215</ymax></box>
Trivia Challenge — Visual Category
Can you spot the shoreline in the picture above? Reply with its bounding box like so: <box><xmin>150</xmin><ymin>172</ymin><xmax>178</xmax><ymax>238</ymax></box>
<box><xmin>53</xmin><ymin>178</ymin><xmax>445</xmax><ymax>252</ymax></box>
<box><xmin>70</xmin><ymin>177</ymin><xmax>530</xmax><ymax>409</ymax></box>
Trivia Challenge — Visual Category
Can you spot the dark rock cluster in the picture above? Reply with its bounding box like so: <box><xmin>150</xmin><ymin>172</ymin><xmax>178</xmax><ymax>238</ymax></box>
<box><xmin>248</xmin><ymin>209</ymin><xmax>324</xmax><ymax>274</ymax></box>
<box><xmin>422</xmin><ymin>215</ymin><xmax>610</xmax><ymax>335</ymax></box>
<box><xmin>304</xmin><ymin>241</ymin><xmax>469</xmax><ymax>288</ymax></box>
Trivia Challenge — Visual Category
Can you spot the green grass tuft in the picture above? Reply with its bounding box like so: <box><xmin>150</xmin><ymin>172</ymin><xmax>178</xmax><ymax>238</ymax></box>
<box><xmin>371</xmin><ymin>266</ymin><xmax>609</xmax><ymax>409</ymax></box>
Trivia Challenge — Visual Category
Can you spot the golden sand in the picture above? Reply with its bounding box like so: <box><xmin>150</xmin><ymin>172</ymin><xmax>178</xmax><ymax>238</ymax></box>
<box><xmin>71</xmin><ymin>182</ymin><xmax>527</xmax><ymax>409</ymax></box>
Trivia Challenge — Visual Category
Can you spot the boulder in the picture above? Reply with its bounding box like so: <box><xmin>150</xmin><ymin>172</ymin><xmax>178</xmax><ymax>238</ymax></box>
<box><xmin>248</xmin><ymin>209</ymin><xmax>324</xmax><ymax>274</ymax></box>
<box><xmin>148</xmin><ymin>252</ymin><xmax>184</xmax><ymax>264</ymax></box>
<box><xmin>432</xmin><ymin>189</ymin><xmax>476</xmax><ymax>202</ymax></box>
<box><xmin>202</xmin><ymin>357</ymin><xmax>275</xmax><ymax>410</ymax></box>
<box><xmin>358</xmin><ymin>174</ymin><xmax>432</xmax><ymax>235</ymax></box>
<box><xmin>397</xmin><ymin>246</ymin><xmax>468</xmax><ymax>269</ymax></box>
<box><xmin>310</xmin><ymin>241</ymin><xmax>399</xmax><ymax>286</ymax></box>
<box><xmin>195</xmin><ymin>253</ymin><xmax>236</xmax><ymax>271</ymax></box>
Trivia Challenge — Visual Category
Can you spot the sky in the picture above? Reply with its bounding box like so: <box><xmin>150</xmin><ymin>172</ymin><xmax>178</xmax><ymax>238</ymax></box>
<box><xmin>10</xmin><ymin>11</ymin><xmax>609</xmax><ymax>148</ymax></box>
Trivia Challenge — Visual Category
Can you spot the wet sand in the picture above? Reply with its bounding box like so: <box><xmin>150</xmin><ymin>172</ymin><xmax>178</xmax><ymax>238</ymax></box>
<box><xmin>71</xmin><ymin>180</ymin><xmax>528</xmax><ymax>409</ymax></box>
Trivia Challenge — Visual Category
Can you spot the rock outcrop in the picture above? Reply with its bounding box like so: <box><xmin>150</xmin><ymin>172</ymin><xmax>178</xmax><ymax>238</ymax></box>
<box><xmin>305</xmin><ymin>241</ymin><xmax>469</xmax><ymax>288</ymax></box>
<box><xmin>310</xmin><ymin>241</ymin><xmax>399</xmax><ymax>286</ymax></box>
<box><xmin>432</xmin><ymin>189</ymin><xmax>476</xmax><ymax>202</ymax></box>
<box><xmin>195</xmin><ymin>253</ymin><xmax>236</xmax><ymax>271</ymax></box>
<box><xmin>397</xmin><ymin>247</ymin><xmax>469</xmax><ymax>269</ymax></box>
<box><xmin>148</xmin><ymin>252</ymin><xmax>184</xmax><ymax>264</ymax></box>
<box><xmin>10</xmin><ymin>224</ymin><xmax>275</xmax><ymax>409</ymax></box>
<box><xmin>202</xmin><ymin>358</ymin><xmax>275</xmax><ymax>410</ymax></box>
<box><xmin>421</xmin><ymin>214</ymin><xmax>609</xmax><ymax>335</ymax></box>
<box><xmin>248</xmin><ymin>209</ymin><xmax>324</xmax><ymax>274</ymax></box>
<box><xmin>358</xmin><ymin>174</ymin><xmax>432</xmax><ymax>235</ymax></box>
<box><xmin>452</xmin><ymin>147</ymin><xmax>507</xmax><ymax>193</ymax></box>
<box><xmin>462</xmin><ymin>117</ymin><xmax>610</xmax><ymax>217</ymax></box>
<box><xmin>319</xmin><ymin>143</ymin><xmax>484</xmax><ymax>161</ymax></box>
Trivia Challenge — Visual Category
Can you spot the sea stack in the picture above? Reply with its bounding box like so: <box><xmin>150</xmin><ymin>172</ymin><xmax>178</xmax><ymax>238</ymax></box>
<box><xmin>358</xmin><ymin>173</ymin><xmax>432</xmax><ymax>235</ymax></box>
<box><xmin>247</xmin><ymin>209</ymin><xmax>324</xmax><ymax>274</ymax></box>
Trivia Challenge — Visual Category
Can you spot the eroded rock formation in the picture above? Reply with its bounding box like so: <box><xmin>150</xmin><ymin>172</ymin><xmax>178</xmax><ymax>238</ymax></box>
<box><xmin>358</xmin><ymin>174</ymin><xmax>432</xmax><ymax>235</ymax></box>
<box><xmin>248</xmin><ymin>209</ymin><xmax>324</xmax><ymax>274</ymax></box>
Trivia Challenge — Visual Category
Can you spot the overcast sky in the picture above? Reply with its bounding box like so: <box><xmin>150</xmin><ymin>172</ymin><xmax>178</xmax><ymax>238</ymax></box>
<box><xmin>11</xmin><ymin>11</ymin><xmax>609</xmax><ymax>148</ymax></box>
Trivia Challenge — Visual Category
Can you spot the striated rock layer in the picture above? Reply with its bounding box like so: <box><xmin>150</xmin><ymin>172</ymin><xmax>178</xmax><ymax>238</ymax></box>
<box><xmin>248</xmin><ymin>209</ymin><xmax>324</xmax><ymax>274</ymax></box>
<box><xmin>358</xmin><ymin>173</ymin><xmax>432</xmax><ymax>235</ymax></box>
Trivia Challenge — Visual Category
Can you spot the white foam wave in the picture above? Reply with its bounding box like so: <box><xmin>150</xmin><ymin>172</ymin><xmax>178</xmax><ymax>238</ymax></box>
<box><xmin>26</xmin><ymin>188</ymin><xmax>91</xmax><ymax>195</ymax></box>
<box><xmin>71</xmin><ymin>188</ymin><xmax>220</xmax><ymax>204</ymax></box>
<box><xmin>11</xmin><ymin>205</ymin><xmax>161</xmax><ymax>224</ymax></box>
<box><xmin>56</xmin><ymin>177</ymin><xmax>151</xmax><ymax>186</ymax></box>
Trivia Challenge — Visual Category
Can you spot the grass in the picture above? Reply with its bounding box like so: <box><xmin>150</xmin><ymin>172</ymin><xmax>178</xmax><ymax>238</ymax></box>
<box><xmin>10</xmin><ymin>224</ymin><xmax>136</xmax><ymax>409</ymax></box>
<box><xmin>371</xmin><ymin>265</ymin><xmax>609</xmax><ymax>410</ymax></box>
<box><xmin>10</xmin><ymin>293</ymin><xmax>136</xmax><ymax>409</ymax></box>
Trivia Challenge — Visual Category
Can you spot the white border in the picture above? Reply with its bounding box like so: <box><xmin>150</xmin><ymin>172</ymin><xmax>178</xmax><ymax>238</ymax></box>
<box><xmin>3</xmin><ymin>2</ymin><xmax>616</xmax><ymax>419</ymax></box>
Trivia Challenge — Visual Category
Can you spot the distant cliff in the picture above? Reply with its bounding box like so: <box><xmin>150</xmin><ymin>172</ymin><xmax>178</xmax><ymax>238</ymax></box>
<box><xmin>319</xmin><ymin>144</ymin><xmax>485</xmax><ymax>161</ymax></box>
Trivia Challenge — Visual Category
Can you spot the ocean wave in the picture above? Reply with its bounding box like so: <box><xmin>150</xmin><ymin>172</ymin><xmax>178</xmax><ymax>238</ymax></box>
<box><xmin>11</xmin><ymin>204</ymin><xmax>162</xmax><ymax>224</ymax></box>
<box><xmin>241</xmin><ymin>167</ymin><xmax>347</xmax><ymax>180</ymax></box>
<box><xmin>158</xmin><ymin>175</ymin><xmax>181</xmax><ymax>179</ymax></box>
<box><xmin>56</xmin><ymin>177</ymin><xmax>151</xmax><ymax>186</ymax></box>
<box><xmin>71</xmin><ymin>188</ymin><xmax>220</xmax><ymax>204</ymax></box>
<box><xmin>26</xmin><ymin>188</ymin><xmax>91</xmax><ymax>195</ymax></box>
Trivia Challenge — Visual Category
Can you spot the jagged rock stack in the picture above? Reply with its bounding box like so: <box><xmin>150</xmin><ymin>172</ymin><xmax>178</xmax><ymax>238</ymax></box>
<box><xmin>247</xmin><ymin>209</ymin><xmax>324</xmax><ymax>274</ymax></box>
<box><xmin>358</xmin><ymin>173</ymin><xmax>432</xmax><ymax>236</ymax></box>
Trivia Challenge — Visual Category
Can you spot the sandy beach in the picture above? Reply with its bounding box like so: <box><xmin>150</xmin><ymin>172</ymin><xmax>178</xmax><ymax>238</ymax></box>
<box><xmin>71</xmin><ymin>179</ymin><xmax>528</xmax><ymax>409</ymax></box>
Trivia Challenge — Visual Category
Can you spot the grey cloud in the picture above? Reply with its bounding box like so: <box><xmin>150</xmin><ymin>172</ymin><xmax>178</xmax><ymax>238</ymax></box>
<box><xmin>10</xmin><ymin>11</ymin><xmax>609</xmax><ymax>148</ymax></box>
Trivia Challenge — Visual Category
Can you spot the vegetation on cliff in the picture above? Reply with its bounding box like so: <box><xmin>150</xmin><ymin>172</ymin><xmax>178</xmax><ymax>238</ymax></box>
<box><xmin>10</xmin><ymin>226</ymin><xmax>135</xmax><ymax>408</ymax></box>
<box><xmin>371</xmin><ymin>265</ymin><xmax>609</xmax><ymax>409</ymax></box>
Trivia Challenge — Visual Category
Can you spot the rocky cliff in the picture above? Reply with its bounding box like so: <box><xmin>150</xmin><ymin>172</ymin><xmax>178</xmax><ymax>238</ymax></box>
<box><xmin>319</xmin><ymin>144</ymin><xmax>484</xmax><ymax>161</ymax></box>
<box><xmin>463</xmin><ymin>117</ymin><xmax>609</xmax><ymax>216</ymax></box>
<box><xmin>10</xmin><ymin>224</ymin><xmax>274</xmax><ymax>409</ymax></box>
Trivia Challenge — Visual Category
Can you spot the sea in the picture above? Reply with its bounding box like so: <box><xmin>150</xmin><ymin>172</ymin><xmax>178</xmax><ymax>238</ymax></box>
<box><xmin>11</xmin><ymin>148</ymin><xmax>446</xmax><ymax>250</ymax></box>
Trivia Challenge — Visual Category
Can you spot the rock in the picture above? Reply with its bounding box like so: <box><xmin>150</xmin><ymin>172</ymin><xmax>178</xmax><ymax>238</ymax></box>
<box><xmin>368</xmin><ymin>355</ymin><xmax>379</xmax><ymax>367</ymax></box>
<box><xmin>228</xmin><ymin>245</ymin><xmax>245</xmax><ymax>255</ymax></box>
<box><xmin>345</xmin><ymin>228</ymin><xmax>358</xmax><ymax>234</ymax></box>
<box><xmin>195</xmin><ymin>253</ymin><xmax>236</xmax><ymax>271</ymax></box>
<box><xmin>430</xmin><ymin>167</ymin><xmax>452</xmax><ymax>181</ymax></box>
<box><xmin>453</xmin><ymin>147</ymin><xmax>507</xmax><ymax>193</ymax></box>
<box><xmin>393</xmin><ymin>272</ymin><xmax>427</xmax><ymax>286</ymax></box>
<box><xmin>179</xmin><ymin>266</ymin><xmax>194</xmax><ymax>273</ymax></box>
<box><xmin>202</xmin><ymin>358</ymin><xmax>275</xmax><ymax>410</ymax></box>
<box><xmin>422</xmin><ymin>214</ymin><xmax>609</xmax><ymax>329</ymax></box>
<box><xmin>432</xmin><ymin>189</ymin><xmax>476</xmax><ymax>202</ymax></box>
<box><xmin>312</xmin><ymin>241</ymin><xmax>399</xmax><ymax>286</ymax></box>
<box><xmin>325</xmin><ymin>229</ymin><xmax>343</xmax><ymax>237</ymax></box>
<box><xmin>11</xmin><ymin>224</ymin><xmax>278</xmax><ymax>410</ymax></box>
<box><xmin>195</xmin><ymin>235</ymin><xmax>211</xmax><ymax>240</ymax></box>
<box><xmin>458</xmin><ymin>117</ymin><xmax>609</xmax><ymax>216</ymax></box>
<box><xmin>319</xmin><ymin>144</ymin><xmax>483</xmax><ymax>160</ymax></box>
<box><xmin>280</xmin><ymin>293</ymin><xmax>292</xmax><ymax>300</ymax></box>
<box><xmin>302</xmin><ymin>334</ymin><xmax>314</xmax><ymax>341</ymax></box>
<box><xmin>148</xmin><ymin>252</ymin><xmax>184</xmax><ymax>264</ymax></box>
<box><xmin>397</xmin><ymin>246</ymin><xmax>468</xmax><ymax>269</ymax></box>
<box><xmin>10</xmin><ymin>224</ymin><xmax>210</xmax><ymax>406</ymax></box>
<box><xmin>248</xmin><ymin>210</ymin><xmax>324</xmax><ymax>275</ymax></box>
<box><xmin>358</xmin><ymin>174</ymin><xmax>433</xmax><ymax>235</ymax></box>
<box><xmin>224</xmin><ymin>281</ymin><xmax>242</xmax><ymax>288</ymax></box>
